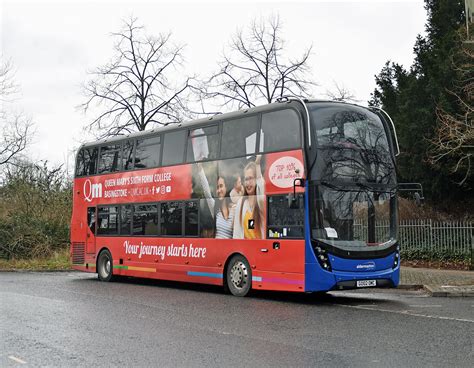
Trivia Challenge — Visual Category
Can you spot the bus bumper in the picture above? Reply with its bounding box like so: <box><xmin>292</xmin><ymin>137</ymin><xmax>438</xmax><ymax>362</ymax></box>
<box><xmin>304</xmin><ymin>255</ymin><xmax>400</xmax><ymax>292</ymax></box>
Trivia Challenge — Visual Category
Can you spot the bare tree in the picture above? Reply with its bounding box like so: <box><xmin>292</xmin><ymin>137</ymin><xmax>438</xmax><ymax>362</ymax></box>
<box><xmin>0</xmin><ymin>58</ymin><xmax>33</xmax><ymax>169</ymax></box>
<box><xmin>325</xmin><ymin>81</ymin><xmax>360</xmax><ymax>103</ymax></box>
<box><xmin>429</xmin><ymin>94</ymin><xmax>473</xmax><ymax>186</ymax></box>
<box><xmin>202</xmin><ymin>16</ymin><xmax>315</xmax><ymax>111</ymax></box>
<box><xmin>81</xmin><ymin>18</ymin><xmax>193</xmax><ymax>137</ymax></box>
<box><xmin>1</xmin><ymin>115</ymin><xmax>32</xmax><ymax>167</ymax></box>
<box><xmin>0</xmin><ymin>58</ymin><xmax>19</xmax><ymax>98</ymax></box>
<box><xmin>429</xmin><ymin>46</ymin><xmax>473</xmax><ymax>186</ymax></box>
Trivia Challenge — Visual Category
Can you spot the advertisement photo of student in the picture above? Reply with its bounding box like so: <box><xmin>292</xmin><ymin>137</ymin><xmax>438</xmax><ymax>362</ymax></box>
<box><xmin>188</xmin><ymin>119</ymin><xmax>268</xmax><ymax>239</ymax></box>
<box><xmin>232</xmin><ymin>155</ymin><xmax>265</xmax><ymax>239</ymax></box>
<box><xmin>192</xmin><ymin>155</ymin><xmax>266</xmax><ymax>240</ymax></box>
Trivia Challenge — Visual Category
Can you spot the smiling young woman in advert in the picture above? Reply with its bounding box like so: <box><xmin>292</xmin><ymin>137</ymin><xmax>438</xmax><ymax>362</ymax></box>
<box><xmin>197</xmin><ymin>163</ymin><xmax>236</xmax><ymax>239</ymax></box>
<box><xmin>233</xmin><ymin>155</ymin><xmax>265</xmax><ymax>239</ymax></box>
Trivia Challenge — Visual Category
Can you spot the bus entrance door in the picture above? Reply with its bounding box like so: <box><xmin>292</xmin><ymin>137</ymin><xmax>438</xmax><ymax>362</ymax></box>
<box><xmin>86</xmin><ymin>207</ymin><xmax>96</xmax><ymax>254</ymax></box>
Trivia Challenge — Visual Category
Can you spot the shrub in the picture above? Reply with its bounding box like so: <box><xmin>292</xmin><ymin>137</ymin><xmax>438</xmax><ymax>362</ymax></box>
<box><xmin>0</xmin><ymin>161</ymin><xmax>72</xmax><ymax>259</ymax></box>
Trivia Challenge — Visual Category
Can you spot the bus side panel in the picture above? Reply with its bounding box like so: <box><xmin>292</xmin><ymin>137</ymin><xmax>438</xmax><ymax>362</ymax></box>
<box><xmin>255</xmin><ymin>239</ymin><xmax>305</xmax><ymax>291</ymax></box>
<box><xmin>96</xmin><ymin>237</ymin><xmax>250</xmax><ymax>281</ymax></box>
<box><xmin>251</xmin><ymin>270</ymin><xmax>305</xmax><ymax>292</ymax></box>
<box><xmin>88</xmin><ymin>237</ymin><xmax>305</xmax><ymax>291</ymax></box>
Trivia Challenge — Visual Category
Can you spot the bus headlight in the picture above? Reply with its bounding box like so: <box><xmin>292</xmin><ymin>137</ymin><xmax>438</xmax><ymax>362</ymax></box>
<box><xmin>392</xmin><ymin>249</ymin><xmax>400</xmax><ymax>269</ymax></box>
<box><xmin>314</xmin><ymin>245</ymin><xmax>332</xmax><ymax>272</ymax></box>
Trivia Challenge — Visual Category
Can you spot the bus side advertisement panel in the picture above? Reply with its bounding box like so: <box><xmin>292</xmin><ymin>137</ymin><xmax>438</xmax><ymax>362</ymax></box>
<box><xmin>72</xmin><ymin>150</ymin><xmax>307</xmax><ymax>291</ymax></box>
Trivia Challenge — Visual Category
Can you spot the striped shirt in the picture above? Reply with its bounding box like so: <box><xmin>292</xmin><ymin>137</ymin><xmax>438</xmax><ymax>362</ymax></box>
<box><xmin>215</xmin><ymin>206</ymin><xmax>235</xmax><ymax>239</ymax></box>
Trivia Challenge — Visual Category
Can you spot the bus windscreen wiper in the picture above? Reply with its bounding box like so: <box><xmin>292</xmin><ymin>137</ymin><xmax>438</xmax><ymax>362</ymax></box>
<box><xmin>319</xmin><ymin>180</ymin><xmax>395</xmax><ymax>194</ymax></box>
<box><xmin>354</xmin><ymin>181</ymin><xmax>397</xmax><ymax>194</ymax></box>
<box><xmin>318</xmin><ymin>181</ymin><xmax>358</xmax><ymax>192</ymax></box>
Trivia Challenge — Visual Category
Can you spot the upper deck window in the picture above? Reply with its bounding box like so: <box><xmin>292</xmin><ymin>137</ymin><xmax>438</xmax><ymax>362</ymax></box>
<box><xmin>186</xmin><ymin>125</ymin><xmax>219</xmax><ymax>162</ymax></box>
<box><xmin>134</xmin><ymin>136</ymin><xmax>161</xmax><ymax>169</ymax></box>
<box><xmin>260</xmin><ymin>109</ymin><xmax>301</xmax><ymax>152</ymax></box>
<box><xmin>220</xmin><ymin>115</ymin><xmax>259</xmax><ymax>159</ymax></box>
<box><xmin>98</xmin><ymin>144</ymin><xmax>121</xmax><ymax>174</ymax></box>
<box><xmin>122</xmin><ymin>140</ymin><xmax>135</xmax><ymax>171</ymax></box>
<box><xmin>162</xmin><ymin>130</ymin><xmax>186</xmax><ymax>166</ymax></box>
<box><xmin>75</xmin><ymin>106</ymin><xmax>305</xmax><ymax>177</ymax></box>
<box><xmin>75</xmin><ymin>147</ymin><xmax>98</xmax><ymax>177</ymax></box>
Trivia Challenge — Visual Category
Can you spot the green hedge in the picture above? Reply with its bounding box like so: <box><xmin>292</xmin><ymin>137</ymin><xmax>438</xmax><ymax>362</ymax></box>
<box><xmin>0</xmin><ymin>162</ymin><xmax>72</xmax><ymax>260</ymax></box>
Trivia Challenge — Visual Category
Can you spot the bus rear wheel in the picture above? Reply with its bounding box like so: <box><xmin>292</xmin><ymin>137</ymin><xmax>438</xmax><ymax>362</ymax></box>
<box><xmin>226</xmin><ymin>255</ymin><xmax>252</xmax><ymax>297</ymax></box>
<box><xmin>97</xmin><ymin>249</ymin><xmax>114</xmax><ymax>282</ymax></box>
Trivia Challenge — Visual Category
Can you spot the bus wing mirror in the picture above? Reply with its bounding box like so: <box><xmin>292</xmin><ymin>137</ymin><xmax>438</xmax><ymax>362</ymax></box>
<box><xmin>289</xmin><ymin>178</ymin><xmax>305</xmax><ymax>209</ymax></box>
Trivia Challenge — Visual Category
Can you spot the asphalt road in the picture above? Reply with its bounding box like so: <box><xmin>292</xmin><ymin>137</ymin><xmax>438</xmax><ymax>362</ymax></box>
<box><xmin>1</xmin><ymin>272</ymin><xmax>473</xmax><ymax>367</ymax></box>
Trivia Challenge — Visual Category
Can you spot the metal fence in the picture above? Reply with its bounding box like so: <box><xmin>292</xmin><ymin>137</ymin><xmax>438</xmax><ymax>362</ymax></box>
<box><xmin>354</xmin><ymin>219</ymin><xmax>474</xmax><ymax>261</ymax></box>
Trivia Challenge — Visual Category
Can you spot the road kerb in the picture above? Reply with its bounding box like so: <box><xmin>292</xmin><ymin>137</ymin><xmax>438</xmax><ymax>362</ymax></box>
<box><xmin>423</xmin><ymin>284</ymin><xmax>474</xmax><ymax>297</ymax></box>
<box><xmin>398</xmin><ymin>284</ymin><xmax>423</xmax><ymax>290</ymax></box>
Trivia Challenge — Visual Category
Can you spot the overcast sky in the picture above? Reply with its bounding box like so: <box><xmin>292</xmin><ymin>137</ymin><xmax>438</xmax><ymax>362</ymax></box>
<box><xmin>1</xmin><ymin>0</ymin><xmax>427</xmax><ymax>170</ymax></box>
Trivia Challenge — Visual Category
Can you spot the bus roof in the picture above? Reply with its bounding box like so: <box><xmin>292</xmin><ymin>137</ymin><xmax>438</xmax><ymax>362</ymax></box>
<box><xmin>78</xmin><ymin>99</ymin><xmax>369</xmax><ymax>150</ymax></box>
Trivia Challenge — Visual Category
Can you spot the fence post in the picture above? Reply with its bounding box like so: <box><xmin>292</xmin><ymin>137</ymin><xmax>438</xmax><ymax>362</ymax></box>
<box><xmin>471</xmin><ymin>234</ymin><xmax>474</xmax><ymax>271</ymax></box>
<box><xmin>429</xmin><ymin>219</ymin><xmax>433</xmax><ymax>263</ymax></box>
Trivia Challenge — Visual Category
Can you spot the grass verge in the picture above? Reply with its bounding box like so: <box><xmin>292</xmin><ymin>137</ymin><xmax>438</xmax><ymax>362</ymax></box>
<box><xmin>0</xmin><ymin>248</ymin><xmax>71</xmax><ymax>271</ymax></box>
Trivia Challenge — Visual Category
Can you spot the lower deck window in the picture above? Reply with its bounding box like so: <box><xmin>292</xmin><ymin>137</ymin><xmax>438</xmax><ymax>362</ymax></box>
<box><xmin>161</xmin><ymin>202</ymin><xmax>183</xmax><ymax>236</ymax></box>
<box><xmin>94</xmin><ymin>200</ymin><xmax>198</xmax><ymax>237</ymax></box>
<box><xmin>97</xmin><ymin>206</ymin><xmax>119</xmax><ymax>235</ymax></box>
<box><xmin>267</xmin><ymin>194</ymin><xmax>304</xmax><ymax>239</ymax></box>
<box><xmin>185</xmin><ymin>201</ymin><xmax>199</xmax><ymax>236</ymax></box>
<box><xmin>133</xmin><ymin>204</ymin><xmax>158</xmax><ymax>236</ymax></box>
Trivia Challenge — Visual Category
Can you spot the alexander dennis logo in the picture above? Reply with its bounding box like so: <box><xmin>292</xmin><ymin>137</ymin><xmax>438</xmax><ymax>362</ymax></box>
<box><xmin>83</xmin><ymin>179</ymin><xmax>102</xmax><ymax>202</ymax></box>
<box><xmin>356</xmin><ymin>261</ymin><xmax>376</xmax><ymax>270</ymax></box>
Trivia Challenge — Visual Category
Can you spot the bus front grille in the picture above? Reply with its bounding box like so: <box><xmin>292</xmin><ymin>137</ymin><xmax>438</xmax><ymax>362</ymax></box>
<box><xmin>72</xmin><ymin>242</ymin><xmax>85</xmax><ymax>264</ymax></box>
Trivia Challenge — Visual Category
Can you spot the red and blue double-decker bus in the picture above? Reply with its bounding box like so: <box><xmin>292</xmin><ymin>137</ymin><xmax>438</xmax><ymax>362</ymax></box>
<box><xmin>71</xmin><ymin>98</ymin><xmax>400</xmax><ymax>296</ymax></box>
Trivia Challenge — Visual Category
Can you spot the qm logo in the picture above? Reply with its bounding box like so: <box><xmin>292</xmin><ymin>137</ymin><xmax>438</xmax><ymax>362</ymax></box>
<box><xmin>83</xmin><ymin>179</ymin><xmax>102</xmax><ymax>202</ymax></box>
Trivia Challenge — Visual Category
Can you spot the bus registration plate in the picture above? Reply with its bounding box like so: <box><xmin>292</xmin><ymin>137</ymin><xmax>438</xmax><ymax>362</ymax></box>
<box><xmin>357</xmin><ymin>280</ymin><xmax>376</xmax><ymax>287</ymax></box>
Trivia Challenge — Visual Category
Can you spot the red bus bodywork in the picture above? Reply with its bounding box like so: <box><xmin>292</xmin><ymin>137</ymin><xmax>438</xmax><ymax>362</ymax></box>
<box><xmin>71</xmin><ymin>150</ymin><xmax>306</xmax><ymax>292</ymax></box>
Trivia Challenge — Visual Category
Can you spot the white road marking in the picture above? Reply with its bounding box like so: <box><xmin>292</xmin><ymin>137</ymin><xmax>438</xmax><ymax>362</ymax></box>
<box><xmin>8</xmin><ymin>356</ymin><xmax>27</xmax><ymax>364</ymax></box>
<box><xmin>408</xmin><ymin>305</ymin><xmax>442</xmax><ymax>308</ymax></box>
<box><xmin>336</xmin><ymin>304</ymin><xmax>474</xmax><ymax>323</ymax></box>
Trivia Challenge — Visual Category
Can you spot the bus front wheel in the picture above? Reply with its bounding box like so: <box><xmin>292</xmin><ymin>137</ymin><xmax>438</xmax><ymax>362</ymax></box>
<box><xmin>226</xmin><ymin>255</ymin><xmax>252</xmax><ymax>297</ymax></box>
<box><xmin>97</xmin><ymin>249</ymin><xmax>114</xmax><ymax>282</ymax></box>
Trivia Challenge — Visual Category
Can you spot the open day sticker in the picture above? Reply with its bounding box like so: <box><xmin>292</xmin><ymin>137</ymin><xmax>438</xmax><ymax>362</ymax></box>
<box><xmin>269</xmin><ymin>156</ymin><xmax>304</xmax><ymax>189</ymax></box>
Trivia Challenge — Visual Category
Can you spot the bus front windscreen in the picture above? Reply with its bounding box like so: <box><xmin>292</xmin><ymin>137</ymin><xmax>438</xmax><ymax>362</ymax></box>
<box><xmin>308</xmin><ymin>102</ymin><xmax>397</xmax><ymax>252</ymax></box>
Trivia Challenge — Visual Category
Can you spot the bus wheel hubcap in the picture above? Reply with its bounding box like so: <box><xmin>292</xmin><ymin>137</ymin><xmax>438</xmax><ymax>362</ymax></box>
<box><xmin>230</xmin><ymin>261</ymin><xmax>248</xmax><ymax>289</ymax></box>
<box><xmin>105</xmin><ymin>259</ymin><xmax>110</xmax><ymax>274</ymax></box>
